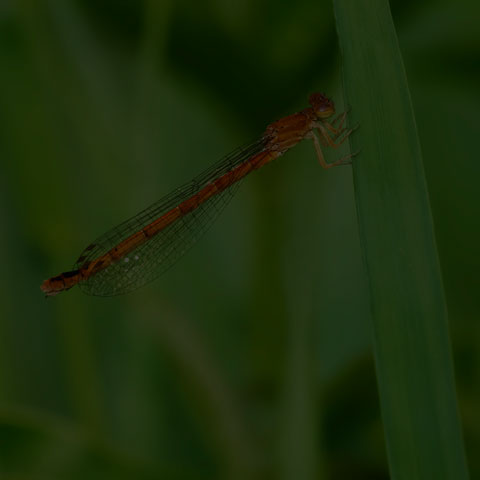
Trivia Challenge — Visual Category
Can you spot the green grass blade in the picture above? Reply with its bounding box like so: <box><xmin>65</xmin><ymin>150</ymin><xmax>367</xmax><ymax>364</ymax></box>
<box><xmin>332</xmin><ymin>1</ymin><xmax>470</xmax><ymax>478</ymax></box>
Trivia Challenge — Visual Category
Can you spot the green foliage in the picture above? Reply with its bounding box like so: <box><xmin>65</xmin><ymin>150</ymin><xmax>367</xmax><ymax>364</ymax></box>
<box><xmin>0</xmin><ymin>0</ymin><xmax>478</xmax><ymax>478</ymax></box>
<box><xmin>334</xmin><ymin>0</ymin><xmax>470</xmax><ymax>478</ymax></box>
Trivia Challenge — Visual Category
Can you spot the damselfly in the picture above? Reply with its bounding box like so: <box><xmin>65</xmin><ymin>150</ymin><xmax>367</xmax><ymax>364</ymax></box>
<box><xmin>41</xmin><ymin>93</ymin><xmax>355</xmax><ymax>297</ymax></box>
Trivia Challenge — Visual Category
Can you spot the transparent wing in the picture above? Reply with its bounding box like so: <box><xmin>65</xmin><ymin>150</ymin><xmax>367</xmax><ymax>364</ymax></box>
<box><xmin>74</xmin><ymin>137</ymin><xmax>267</xmax><ymax>296</ymax></box>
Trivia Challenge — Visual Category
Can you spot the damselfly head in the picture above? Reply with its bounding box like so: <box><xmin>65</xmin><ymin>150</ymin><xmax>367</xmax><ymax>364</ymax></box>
<box><xmin>309</xmin><ymin>92</ymin><xmax>335</xmax><ymax>119</ymax></box>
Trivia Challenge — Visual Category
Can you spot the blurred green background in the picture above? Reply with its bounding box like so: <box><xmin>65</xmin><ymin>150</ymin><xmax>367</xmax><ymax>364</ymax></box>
<box><xmin>0</xmin><ymin>0</ymin><xmax>478</xmax><ymax>478</ymax></box>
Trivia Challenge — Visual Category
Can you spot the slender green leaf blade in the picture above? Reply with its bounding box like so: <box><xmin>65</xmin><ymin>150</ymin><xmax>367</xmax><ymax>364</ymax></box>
<box><xmin>332</xmin><ymin>1</ymin><xmax>470</xmax><ymax>478</ymax></box>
